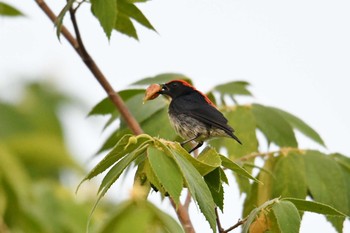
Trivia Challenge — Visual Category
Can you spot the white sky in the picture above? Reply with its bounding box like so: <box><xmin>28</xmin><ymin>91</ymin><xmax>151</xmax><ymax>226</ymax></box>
<box><xmin>1</xmin><ymin>0</ymin><xmax>349</xmax><ymax>232</ymax></box>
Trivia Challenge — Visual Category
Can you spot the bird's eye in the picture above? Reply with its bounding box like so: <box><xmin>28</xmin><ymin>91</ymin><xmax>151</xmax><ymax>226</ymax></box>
<box><xmin>172</xmin><ymin>83</ymin><xmax>178</xmax><ymax>88</ymax></box>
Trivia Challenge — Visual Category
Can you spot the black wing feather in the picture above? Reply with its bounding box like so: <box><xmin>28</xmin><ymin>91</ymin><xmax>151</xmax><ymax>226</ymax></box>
<box><xmin>170</xmin><ymin>92</ymin><xmax>234</xmax><ymax>135</ymax></box>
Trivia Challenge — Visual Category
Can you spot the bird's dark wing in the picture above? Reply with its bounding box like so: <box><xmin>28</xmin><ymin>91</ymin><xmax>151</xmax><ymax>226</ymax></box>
<box><xmin>171</xmin><ymin>92</ymin><xmax>234</xmax><ymax>135</ymax></box>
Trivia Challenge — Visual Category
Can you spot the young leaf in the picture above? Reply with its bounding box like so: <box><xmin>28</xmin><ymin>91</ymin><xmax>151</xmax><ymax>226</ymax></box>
<box><xmin>272</xmin><ymin>200</ymin><xmax>301</xmax><ymax>233</ymax></box>
<box><xmin>270</xmin><ymin>107</ymin><xmax>325</xmax><ymax>147</ymax></box>
<box><xmin>242</xmin><ymin>198</ymin><xmax>279</xmax><ymax>233</ymax></box>
<box><xmin>0</xmin><ymin>2</ymin><xmax>24</xmax><ymax>16</ymax></box>
<box><xmin>282</xmin><ymin>198</ymin><xmax>347</xmax><ymax>217</ymax></box>
<box><xmin>252</xmin><ymin>104</ymin><xmax>297</xmax><ymax>147</ymax></box>
<box><xmin>147</xmin><ymin>146</ymin><xmax>183</xmax><ymax>205</ymax></box>
<box><xmin>91</xmin><ymin>0</ymin><xmax>117</xmax><ymax>39</ymax></box>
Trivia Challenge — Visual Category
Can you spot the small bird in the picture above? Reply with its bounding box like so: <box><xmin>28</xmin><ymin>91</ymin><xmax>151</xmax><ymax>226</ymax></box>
<box><xmin>157</xmin><ymin>80</ymin><xmax>242</xmax><ymax>153</ymax></box>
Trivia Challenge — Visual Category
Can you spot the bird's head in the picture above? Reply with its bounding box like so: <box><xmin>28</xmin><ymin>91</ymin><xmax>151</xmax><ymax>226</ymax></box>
<box><xmin>158</xmin><ymin>80</ymin><xmax>194</xmax><ymax>99</ymax></box>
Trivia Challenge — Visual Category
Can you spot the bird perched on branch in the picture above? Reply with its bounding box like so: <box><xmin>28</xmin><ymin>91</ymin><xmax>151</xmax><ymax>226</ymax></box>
<box><xmin>144</xmin><ymin>80</ymin><xmax>242</xmax><ymax>153</ymax></box>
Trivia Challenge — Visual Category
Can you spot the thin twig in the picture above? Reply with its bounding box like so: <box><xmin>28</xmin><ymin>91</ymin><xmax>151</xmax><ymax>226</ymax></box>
<box><xmin>215</xmin><ymin>207</ymin><xmax>248</xmax><ymax>233</ymax></box>
<box><xmin>215</xmin><ymin>207</ymin><xmax>225</xmax><ymax>233</ymax></box>
<box><xmin>223</xmin><ymin>217</ymin><xmax>248</xmax><ymax>233</ymax></box>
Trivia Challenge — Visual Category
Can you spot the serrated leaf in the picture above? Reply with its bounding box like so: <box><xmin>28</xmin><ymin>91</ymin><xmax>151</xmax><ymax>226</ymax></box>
<box><xmin>270</xmin><ymin>107</ymin><xmax>325</xmax><ymax>147</ymax></box>
<box><xmin>170</xmin><ymin>145</ymin><xmax>216</xmax><ymax>232</ymax></box>
<box><xmin>91</xmin><ymin>0</ymin><xmax>117</xmax><ymax>39</ymax></box>
<box><xmin>220</xmin><ymin>155</ymin><xmax>259</xmax><ymax>183</ymax></box>
<box><xmin>272</xmin><ymin>151</ymin><xmax>307</xmax><ymax>199</ymax></box>
<box><xmin>80</xmin><ymin>134</ymin><xmax>151</xmax><ymax>185</ymax></box>
<box><xmin>147</xmin><ymin>146</ymin><xmax>182</xmax><ymax>205</ymax></box>
<box><xmin>282</xmin><ymin>198</ymin><xmax>347</xmax><ymax>217</ymax></box>
<box><xmin>204</xmin><ymin>168</ymin><xmax>224</xmax><ymax>211</ymax></box>
<box><xmin>272</xmin><ymin>200</ymin><xmax>301</xmax><ymax>233</ymax></box>
<box><xmin>55</xmin><ymin>0</ymin><xmax>75</xmax><ymax>39</ymax></box>
<box><xmin>118</xmin><ymin>0</ymin><xmax>155</xmax><ymax>31</ymax></box>
<box><xmin>98</xmin><ymin>143</ymin><xmax>148</xmax><ymax>196</ymax></box>
<box><xmin>252</xmin><ymin>104</ymin><xmax>297</xmax><ymax>147</ymax></box>
<box><xmin>0</xmin><ymin>2</ymin><xmax>24</xmax><ymax>16</ymax></box>
<box><xmin>131</xmin><ymin>73</ymin><xmax>192</xmax><ymax>86</ymax></box>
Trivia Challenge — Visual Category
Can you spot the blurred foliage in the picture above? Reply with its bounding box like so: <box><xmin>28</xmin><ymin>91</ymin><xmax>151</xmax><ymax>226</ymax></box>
<box><xmin>86</xmin><ymin>74</ymin><xmax>350</xmax><ymax>233</ymax></box>
<box><xmin>0</xmin><ymin>81</ymin><xmax>181</xmax><ymax>233</ymax></box>
<box><xmin>0</xmin><ymin>2</ymin><xmax>23</xmax><ymax>17</ymax></box>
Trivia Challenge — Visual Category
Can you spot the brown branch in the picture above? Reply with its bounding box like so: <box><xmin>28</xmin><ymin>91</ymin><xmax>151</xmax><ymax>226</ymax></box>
<box><xmin>215</xmin><ymin>208</ymin><xmax>248</xmax><ymax>233</ymax></box>
<box><xmin>215</xmin><ymin>207</ymin><xmax>225</xmax><ymax>233</ymax></box>
<box><xmin>34</xmin><ymin>1</ymin><xmax>195</xmax><ymax>232</ymax></box>
<box><xmin>183</xmin><ymin>189</ymin><xmax>192</xmax><ymax>210</ymax></box>
<box><xmin>34</xmin><ymin>0</ymin><xmax>143</xmax><ymax>135</ymax></box>
<box><xmin>223</xmin><ymin>217</ymin><xmax>248</xmax><ymax>233</ymax></box>
<box><xmin>170</xmin><ymin>198</ymin><xmax>195</xmax><ymax>233</ymax></box>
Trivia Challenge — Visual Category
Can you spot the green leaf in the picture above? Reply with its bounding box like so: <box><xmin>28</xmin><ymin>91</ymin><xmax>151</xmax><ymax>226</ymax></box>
<box><xmin>169</xmin><ymin>144</ymin><xmax>216</xmax><ymax>232</ymax></box>
<box><xmin>114</xmin><ymin>12</ymin><xmax>138</xmax><ymax>39</ymax></box>
<box><xmin>204</xmin><ymin>168</ymin><xmax>224</xmax><ymax>211</ymax></box>
<box><xmin>220</xmin><ymin>155</ymin><xmax>259</xmax><ymax>183</ymax></box>
<box><xmin>252</xmin><ymin>104</ymin><xmax>297</xmax><ymax>147</ymax></box>
<box><xmin>91</xmin><ymin>0</ymin><xmax>117</xmax><ymax>39</ymax></box>
<box><xmin>270</xmin><ymin>107</ymin><xmax>325</xmax><ymax>147</ymax></box>
<box><xmin>118</xmin><ymin>0</ymin><xmax>155</xmax><ymax>31</ymax></box>
<box><xmin>80</xmin><ymin>134</ymin><xmax>151</xmax><ymax>185</ymax></box>
<box><xmin>55</xmin><ymin>0</ymin><xmax>75</xmax><ymax>39</ymax></box>
<box><xmin>147</xmin><ymin>146</ymin><xmax>183</xmax><ymax>205</ymax></box>
<box><xmin>0</xmin><ymin>2</ymin><xmax>24</xmax><ymax>16</ymax></box>
<box><xmin>210</xmin><ymin>81</ymin><xmax>252</xmax><ymax>105</ymax></box>
<box><xmin>304</xmin><ymin>150</ymin><xmax>348</xmax><ymax>232</ymax></box>
<box><xmin>272</xmin><ymin>200</ymin><xmax>301</xmax><ymax>233</ymax></box>
<box><xmin>98</xmin><ymin>143</ymin><xmax>148</xmax><ymax>196</ymax></box>
<box><xmin>98</xmin><ymin>200</ymin><xmax>183</xmax><ymax>233</ymax></box>
<box><xmin>272</xmin><ymin>151</ymin><xmax>307</xmax><ymax>199</ymax></box>
<box><xmin>131</xmin><ymin>73</ymin><xmax>192</xmax><ymax>86</ymax></box>
<box><xmin>211</xmin><ymin>106</ymin><xmax>258</xmax><ymax>159</ymax></box>
<box><xmin>283</xmin><ymin>198</ymin><xmax>347</xmax><ymax>217</ymax></box>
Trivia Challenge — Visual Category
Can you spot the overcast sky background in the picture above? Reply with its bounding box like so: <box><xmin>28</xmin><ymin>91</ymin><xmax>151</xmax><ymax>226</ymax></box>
<box><xmin>1</xmin><ymin>0</ymin><xmax>349</xmax><ymax>232</ymax></box>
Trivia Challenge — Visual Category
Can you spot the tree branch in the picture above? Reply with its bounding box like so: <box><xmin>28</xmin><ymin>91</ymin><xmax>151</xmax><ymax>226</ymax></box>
<box><xmin>34</xmin><ymin>0</ymin><xmax>143</xmax><ymax>135</ymax></box>
<box><xmin>33</xmin><ymin>1</ymin><xmax>195</xmax><ymax>232</ymax></box>
<box><xmin>170</xmin><ymin>197</ymin><xmax>195</xmax><ymax>233</ymax></box>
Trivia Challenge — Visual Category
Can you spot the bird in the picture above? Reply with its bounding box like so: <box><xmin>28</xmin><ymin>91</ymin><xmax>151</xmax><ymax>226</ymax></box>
<box><xmin>157</xmin><ymin>80</ymin><xmax>242</xmax><ymax>153</ymax></box>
